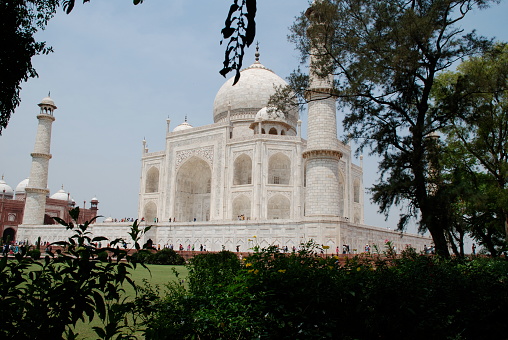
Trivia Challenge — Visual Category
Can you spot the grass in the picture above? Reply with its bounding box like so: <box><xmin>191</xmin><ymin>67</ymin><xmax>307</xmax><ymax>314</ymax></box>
<box><xmin>73</xmin><ymin>264</ymin><xmax>188</xmax><ymax>339</ymax></box>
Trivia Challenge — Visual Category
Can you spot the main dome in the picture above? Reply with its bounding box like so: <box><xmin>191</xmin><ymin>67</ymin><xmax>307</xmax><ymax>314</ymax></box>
<box><xmin>213</xmin><ymin>61</ymin><xmax>298</xmax><ymax>125</ymax></box>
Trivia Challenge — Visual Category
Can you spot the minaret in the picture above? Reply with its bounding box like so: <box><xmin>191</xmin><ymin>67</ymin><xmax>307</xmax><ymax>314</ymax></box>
<box><xmin>22</xmin><ymin>95</ymin><xmax>57</xmax><ymax>225</ymax></box>
<box><xmin>303</xmin><ymin>2</ymin><xmax>343</xmax><ymax>217</ymax></box>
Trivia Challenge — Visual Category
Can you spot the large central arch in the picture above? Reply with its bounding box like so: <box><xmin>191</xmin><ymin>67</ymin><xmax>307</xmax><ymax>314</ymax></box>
<box><xmin>175</xmin><ymin>156</ymin><xmax>211</xmax><ymax>222</ymax></box>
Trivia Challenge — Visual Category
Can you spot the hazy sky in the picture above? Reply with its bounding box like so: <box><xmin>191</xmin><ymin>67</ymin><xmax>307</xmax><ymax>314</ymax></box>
<box><xmin>1</xmin><ymin>0</ymin><xmax>507</xmax><ymax>233</ymax></box>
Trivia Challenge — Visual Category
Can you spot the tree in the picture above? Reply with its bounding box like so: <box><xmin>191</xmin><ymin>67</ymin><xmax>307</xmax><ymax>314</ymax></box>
<box><xmin>433</xmin><ymin>43</ymin><xmax>508</xmax><ymax>254</ymax></box>
<box><xmin>0</xmin><ymin>0</ymin><xmax>256</xmax><ymax>134</ymax></box>
<box><xmin>283</xmin><ymin>0</ymin><xmax>497</xmax><ymax>256</ymax></box>
<box><xmin>0</xmin><ymin>0</ymin><xmax>59</xmax><ymax>135</ymax></box>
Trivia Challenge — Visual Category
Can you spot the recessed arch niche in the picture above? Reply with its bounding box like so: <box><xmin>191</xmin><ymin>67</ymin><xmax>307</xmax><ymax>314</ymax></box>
<box><xmin>268</xmin><ymin>153</ymin><xmax>291</xmax><ymax>185</ymax></box>
<box><xmin>145</xmin><ymin>167</ymin><xmax>160</xmax><ymax>193</ymax></box>
<box><xmin>233</xmin><ymin>154</ymin><xmax>252</xmax><ymax>185</ymax></box>
<box><xmin>267</xmin><ymin>194</ymin><xmax>290</xmax><ymax>219</ymax></box>
<box><xmin>144</xmin><ymin>201</ymin><xmax>157</xmax><ymax>222</ymax></box>
<box><xmin>175</xmin><ymin>156</ymin><xmax>211</xmax><ymax>222</ymax></box>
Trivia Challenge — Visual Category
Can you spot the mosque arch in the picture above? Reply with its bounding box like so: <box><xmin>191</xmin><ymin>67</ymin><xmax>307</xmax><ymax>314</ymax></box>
<box><xmin>233</xmin><ymin>154</ymin><xmax>252</xmax><ymax>185</ymax></box>
<box><xmin>267</xmin><ymin>194</ymin><xmax>290</xmax><ymax>219</ymax></box>
<box><xmin>2</xmin><ymin>227</ymin><xmax>15</xmax><ymax>243</ymax></box>
<box><xmin>268</xmin><ymin>153</ymin><xmax>291</xmax><ymax>185</ymax></box>
<box><xmin>232</xmin><ymin>195</ymin><xmax>251</xmax><ymax>220</ymax></box>
<box><xmin>175</xmin><ymin>156</ymin><xmax>211</xmax><ymax>222</ymax></box>
<box><xmin>339</xmin><ymin>171</ymin><xmax>345</xmax><ymax>217</ymax></box>
<box><xmin>353</xmin><ymin>178</ymin><xmax>360</xmax><ymax>203</ymax></box>
<box><xmin>145</xmin><ymin>167</ymin><xmax>160</xmax><ymax>193</ymax></box>
<box><xmin>269</xmin><ymin>127</ymin><xmax>277</xmax><ymax>135</ymax></box>
<box><xmin>144</xmin><ymin>201</ymin><xmax>157</xmax><ymax>222</ymax></box>
<box><xmin>281</xmin><ymin>130</ymin><xmax>286</xmax><ymax>135</ymax></box>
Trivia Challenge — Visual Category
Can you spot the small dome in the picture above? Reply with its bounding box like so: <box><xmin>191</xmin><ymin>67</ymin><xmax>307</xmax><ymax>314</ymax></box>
<box><xmin>15</xmin><ymin>178</ymin><xmax>29</xmax><ymax>194</ymax></box>
<box><xmin>39</xmin><ymin>96</ymin><xmax>55</xmax><ymax>107</ymax></box>
<box><xmin>91</xmin><ymin>197</ymin><xmax>98</xmax><ymax>202</ymax></box>
<box><xmin>173</xmin><ymin>121</ymin><xmax>193</xmax><ymax>132</ymax></box>
<box><xmin>255</xmin><ymin>107</ymin><xmax>286</xmax><ymax>123</ymax></box>
<box><xmin>50</xmin><ymin>188</ymin><xmax>70</xmax><ymax>201</ymax></box>
<box><xmin>0</xmin><ymin>178</ymin><xmax>14</xmax><ymax>198</ymax></box>
<box><xmin>104</xmin><ymin>217</ymin><xmax>114</xmax><ymax>223</ymax></box>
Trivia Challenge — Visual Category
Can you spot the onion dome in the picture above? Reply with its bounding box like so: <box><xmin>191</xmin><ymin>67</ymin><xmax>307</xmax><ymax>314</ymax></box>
<box><xmin>173</xmin><ymin>116</ymin><xmax>193</xmax><ymax>132</ymax></box>
<box><xmin>0</xmin><ymin>177</ymin><xmax>14</xmax><ymax>199</ymax></box>
<box><xmin>213</xmin><ymin>47</ymin><xmax>298</xmax><ymax>127</ymax></box>
<box><xmin>50</xmin><ymin>186</ymin><xmax>70</xmax><ymax>201</ymax></box>
<box><xmin>40</xmin><ymin>96</ymin><xmax>55</xmax><ymax>106</ymax></box>
<box><xmin>15</xmin><ymin>178</ymin><xmax>29</xmax><ymax>194</ymax></box>
<box><xmin>255</xmin><ymin>107</ymin><xmax>286</xmax><ymax>123</ymax></box>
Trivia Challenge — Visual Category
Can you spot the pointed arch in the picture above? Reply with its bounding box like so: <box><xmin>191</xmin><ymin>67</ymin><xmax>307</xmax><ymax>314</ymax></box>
<box><xmin>353</xmin><ymin>178</ymin><xmax>361</xmax><ymax>203</ymax></box>
<box><xmin>232</xmin><ymin>195</ymin><xmax>251</xmax><ymax>220</ymax></box>
<box><xmin>233</xmin><ymin>154</ymin><xmax>252</xmax><ymax>185</ymax></box>
<box><xmin>267</xmin><ymin>194</ymin><xmax>290</xmax><ymax>219</ymax></box>
<box><xmin>269</xmin><ymin>127</ymin><xmax>277</xmax><ymax>135</ymax></box>
<box><xmin>268</xmin><ymin>153</ymin><xmax>291</xmax><ymax>185</ymax></box>
<box><xmin>2</xmin><ymin>227</ymin><xmax>16</xmax><ymax>243</ymax></box>
<box><xmin>145</xmin><ymin>167</ymin><xmax>160</xmax><ymax>193</ymax></box>
<box><xmin>144</xmin><ymin>201</ymin><xmax>157</xmax><ymax>222</ymax></box>
<box><xmin>175</xmin><ymin>156</ymin><xmax>211</xmax><ymax>222</ymax></box>
<box><xmin>339</xmin><ymin>171</ymin><xmax>345</xmax><ymax>217</ymax></box>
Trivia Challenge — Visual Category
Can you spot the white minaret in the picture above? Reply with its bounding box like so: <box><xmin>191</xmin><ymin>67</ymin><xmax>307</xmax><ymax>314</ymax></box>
<box><xmin>303</xmin><ymin>3</ymin><xmax>343</xmax><ymax>217</ymax></box>
<box><xmin>22</xmin><ymin>95</ymin><xmax>57</xmax><ymax>225</ymax></box>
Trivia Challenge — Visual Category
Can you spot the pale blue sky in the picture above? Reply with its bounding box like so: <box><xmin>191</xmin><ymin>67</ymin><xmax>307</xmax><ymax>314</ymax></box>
<box><xmin>1</xmin><ymin>0</ymin><xmax>507</xmax><ymax>233</ymax></box>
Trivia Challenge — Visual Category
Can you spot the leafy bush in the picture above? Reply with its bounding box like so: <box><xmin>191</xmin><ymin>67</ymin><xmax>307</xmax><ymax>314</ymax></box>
<box><xmin>26</xmin><ymin>248</ymin><xmax>41</xmax><ymax>260</ymax></box>
<box><xmin>145</xmin><ymin>248</ymin><xmax>185</xmax><ymax>265</ymax></box>
<box><xmin>140</xmin><ymin>243</ymin><xmax>508</xmax><ymax>340</ymax></box>
<box><xmin>0</xmin><ymin>207</ymin><xmax>151</xmax><ymax>339</ymax></box>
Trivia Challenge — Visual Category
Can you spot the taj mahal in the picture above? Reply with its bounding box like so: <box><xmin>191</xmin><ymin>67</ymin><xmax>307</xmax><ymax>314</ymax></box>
<box><xmin>12</xmin><ymin>18</ymin><xmax>431</xmax><ymax>252</ymax></box>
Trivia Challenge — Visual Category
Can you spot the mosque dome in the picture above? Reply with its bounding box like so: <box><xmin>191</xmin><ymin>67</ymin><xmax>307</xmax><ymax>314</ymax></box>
<box><xmin>255</xmin><ymin>107</ymin><xmax>286</xmax><ymax>123</ymax></box>
<box><xmin>39</xmin><ymin>96</ymin><xmax>55</xmax><ymax>107</ymax></box>
<box><xmin>15</xmin><ymin>178</ymin><xmax>29</xmax><ymax>194</ymax></box>
<box><xmin>213</xmin><ymin>55</ymin><xmax>298</xmax><ymax>126</ymax></box>
<box><xmin>173</xmin><ymin>120</ymin><xmax>193</xmax><ymax>132</ymax></box>
<box><xmin>0</xmin><ymin>178</ymin><xmax>14</xmax><ymax>198</ymax></box>
<box><xmin>50</xmin><ymin>188</ymin><xmax>70</xmax><ymax>201</ymax></box>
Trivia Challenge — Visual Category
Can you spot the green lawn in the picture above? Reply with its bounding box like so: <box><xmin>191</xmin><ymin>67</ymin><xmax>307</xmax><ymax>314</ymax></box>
<box><xmin>73</xmin><ymin>264</ymin><xmax>188</xmax><ymax>339</ymax></box>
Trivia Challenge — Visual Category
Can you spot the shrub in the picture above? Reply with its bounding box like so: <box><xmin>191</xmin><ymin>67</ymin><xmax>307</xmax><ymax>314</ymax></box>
<box><xmin>141</xmin><ymin>243</ymin><xmax>508</xmax><ymax>340</ymax></box>
<box><xmin>26</xmin><ymin>248</ymin><xmax>40</xmax><ymax>260</ymax></box>
<box><xmin>145</xmin><ymin>249</ymin><xmax>185</xmax><ymax>265</ymax></box>
<box><xmin>0</xmin><ymin>207</ymin><xmax>152</xmax><ymax>339</ymax></box>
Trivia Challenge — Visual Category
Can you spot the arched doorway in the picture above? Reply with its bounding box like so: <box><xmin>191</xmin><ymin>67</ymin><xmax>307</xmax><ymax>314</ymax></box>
<box><xmin>144</xmin><ymin>201</ymin><xmax>158</xmax><ymax>222</ymax></box>
<box><xmin>2</xmin><ymin>227</ymin><xmax>16</xmax><ymax>243</ymax></box>
<box><xmin>175</xmin><ymin>156</ymin><xmax>212</xmax><ymax>222</ymax></box>
<box><xmin>232</xmin><ymin>195</ymin><xmax>251</xmax><ymax>220</ymax></box>
<box><xmin>267</xmin><ymin>194</ymin><xmax>291</xmax><ymax>219</ymax></box>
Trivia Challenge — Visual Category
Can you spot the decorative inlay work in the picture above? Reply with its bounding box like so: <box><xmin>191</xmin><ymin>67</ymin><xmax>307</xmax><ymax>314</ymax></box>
<box><xmin>233</xmin><ymin>149</ymin><xmax>253</xmax><ymax>161</ymax></box>
<box><xmin>175</xmin><ymin>146</ymin><xmax>214</xmax><ymax>169</ymax></box>
<box><xmin>231</xmin><ymin>191</ymin><xmax>252</xmax><ymax>200</ymax></box>
<box><xmin>25</xmin><ymin>187</ymin><xmax>50</xmax><ymax>194</ymax></box>
<box><xmin>267</xmin><ymin>191</ymin><xmax>292</xmax><ymax>200</ymax></box>
<box><xmin>30</xmin><ymin>153</ymin><xmax>52</xmax><ymax>159</ymax></box>
<box><xmin>302</xmin><ymin>149</ymin><xmax>342</xmax><ymax>160</ymax></box>
<box><xmin>268</xmin><ymin>149</ymin><xmax>292</xmax><ymax>158</ymax></box>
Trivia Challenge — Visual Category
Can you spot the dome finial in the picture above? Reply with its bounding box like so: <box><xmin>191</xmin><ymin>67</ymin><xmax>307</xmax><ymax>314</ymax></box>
<box><xmin>255</xmin><ymin>41</ymin><xmax>260</xmax><ymax>63</ymax></box>
<box><xmin>48</xmin><ymin>91</ymin><xmax>51</xmax><ymax>97</ymax></box>
<box><xmin>184</xmin><ymin>115</ymin><xmax>188</xmax><ymax>122</ymax></box>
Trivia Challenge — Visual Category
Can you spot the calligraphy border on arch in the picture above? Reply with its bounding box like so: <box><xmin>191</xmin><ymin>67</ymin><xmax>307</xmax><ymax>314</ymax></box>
<box><xmin>175</xmin><ymin>146</ymin><xmax>214</xmax><ymax>169</ymax></box>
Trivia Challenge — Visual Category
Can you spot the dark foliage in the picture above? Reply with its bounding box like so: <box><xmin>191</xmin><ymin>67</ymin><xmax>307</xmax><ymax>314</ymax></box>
<box><xmin>140</xmin><ymin>244</ymin><xmax>508</xmax><ymax>340</ymax></box>
<box><xmin>143</xmin><ymin>248</ymin><xmax>185</xmax><ymax>265</ymax></box>
<box><xmin>220</xmin><ymin>0</ymin><xmax>257</xmax><ymax>85</ymax></box>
